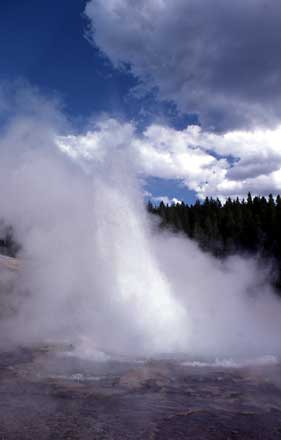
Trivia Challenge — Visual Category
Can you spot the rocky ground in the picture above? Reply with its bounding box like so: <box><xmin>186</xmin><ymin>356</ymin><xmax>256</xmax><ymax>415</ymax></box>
<box><xmin>0</xmin><ymin>346</ymin><xmax>281</xmax><ymax>439</ymax></box>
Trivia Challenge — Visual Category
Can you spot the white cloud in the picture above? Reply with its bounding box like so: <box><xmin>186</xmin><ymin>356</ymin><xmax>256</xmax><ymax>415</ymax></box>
<box><xmin>141</xmin><ymin>124</ymin><xmax>281</xmax><ymax>199</ymax></box>
<box><xmin>81</xmin><ymin>1</ymin><xmax>281</xmax><ymax>198</ymax></box>
<box><xmin>57</xmin><ymin>118</ymin><xmax>135</xmax><ymax>166</ymax></box>
<box><xmin>85</xmin><ymin>0</ymin><xmax>281</xmax><ymax>130</ymax></box>
<box><xmin>151</xmin><ymin>196</ymin><xmax>182</xmax><ymax>206</ymax></box>
<box><xmin>58</xmin><ymin>118</ymin><xmax>281</xmax><ymax>200</ymax></box>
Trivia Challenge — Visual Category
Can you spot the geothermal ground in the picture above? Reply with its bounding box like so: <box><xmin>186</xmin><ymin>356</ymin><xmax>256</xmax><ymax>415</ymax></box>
<box><xmin>1</xmin><ymin>346</ymin><xmax>281</xmax><ymax>439</ymax></box>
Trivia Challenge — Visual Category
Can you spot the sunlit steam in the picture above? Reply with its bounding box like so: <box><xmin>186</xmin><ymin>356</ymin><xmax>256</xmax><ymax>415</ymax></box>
<box><xmin>0</xmin><ymin>87</ymin><xmax>281</xmax><ymax>360</ymax></box>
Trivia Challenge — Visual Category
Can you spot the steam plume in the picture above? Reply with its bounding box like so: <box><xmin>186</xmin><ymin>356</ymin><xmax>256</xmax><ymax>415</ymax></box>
<box><xmin>0</xmin><ymin>85</ymin><xmax>281</xmax><ymax>359</ymax></box>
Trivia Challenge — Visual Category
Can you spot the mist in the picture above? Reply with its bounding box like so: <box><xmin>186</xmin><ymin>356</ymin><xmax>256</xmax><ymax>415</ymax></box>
<box><xmin>1</xmin><ymin>86</ymin><xmax>281</xmax><ymax>360</ymax></box>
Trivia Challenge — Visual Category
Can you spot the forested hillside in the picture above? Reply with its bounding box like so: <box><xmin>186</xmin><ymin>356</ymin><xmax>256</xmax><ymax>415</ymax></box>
<box><xmin>148</xmin><ymin>193</ymin><xmax>281</xmax><ymax>292</ymax></box>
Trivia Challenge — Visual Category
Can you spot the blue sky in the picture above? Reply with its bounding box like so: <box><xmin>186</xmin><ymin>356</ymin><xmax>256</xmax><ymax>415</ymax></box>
<box><xmin>1</xmin><ymin>0</ymin><xmax>281</xmax><ymax>203</ymax></box>
<box><xmin>0</xmin><ymin>0</ymin><xmax>198</xmax><ymax>130</ymax></box>
<box><xmin>0</xmin><ymin>1</ymin><xmax>134</xmax><ymax>119</ymax></box>
<box><xmin>0</xmin><ymin>0</ymin><xmax>199</xmax><ymax>203</ymax></box>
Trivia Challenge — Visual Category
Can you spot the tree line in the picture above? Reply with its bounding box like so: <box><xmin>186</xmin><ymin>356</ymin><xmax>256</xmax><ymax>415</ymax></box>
<box><xmin>1</xmin><ymin>192</ymin><xmax>281</xmax><ymax>291</ymax></box>
<box><xmin>148</xmin><ymin>193</ymin><xmax>281</xmax><ymax>292</ymax></box>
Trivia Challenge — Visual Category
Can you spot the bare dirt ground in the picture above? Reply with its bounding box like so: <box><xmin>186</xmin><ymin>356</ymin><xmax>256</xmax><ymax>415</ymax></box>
<box><xmin>0</xmin><ymin>347</ymin><xmax>281</xmax><ymax>439</ymax></box>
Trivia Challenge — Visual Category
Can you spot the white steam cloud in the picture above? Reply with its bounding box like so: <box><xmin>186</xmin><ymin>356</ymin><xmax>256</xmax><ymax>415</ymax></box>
<box><xmin>1</xmin><ymin>85</ymin><xmax>281</xmax><ymax>359</ymax></box>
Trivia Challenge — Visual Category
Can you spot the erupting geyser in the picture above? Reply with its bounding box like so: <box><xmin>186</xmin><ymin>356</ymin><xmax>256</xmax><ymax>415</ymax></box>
<box><xmin>92</xmin><ymin>176</ymin><xmax>190</xmax><ymax>354</ymax></box>
<box><xmin>0</xmin><ymin>105</ymin><xmax>281</xmax><ymax>361</ymax></box>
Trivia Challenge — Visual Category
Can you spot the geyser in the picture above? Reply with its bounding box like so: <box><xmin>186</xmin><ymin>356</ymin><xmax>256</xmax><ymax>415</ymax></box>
<box><xmin>1</xmin><ymin>88</ymin><xmax>281</xmax><ymax>360</ymax></box>
<box><xmin>87</xmin><ymin>173</ymin><xmax>190</xmax><ymax>355</ymax></box>
<box><xmin>0</xmin><ymin>110</ymin><xmax>190</xmax><ymax>355</ymax></box>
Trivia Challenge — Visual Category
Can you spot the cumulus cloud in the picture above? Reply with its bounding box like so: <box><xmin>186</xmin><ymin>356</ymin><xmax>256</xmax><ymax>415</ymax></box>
<box><xmin>85</xmin><ymin>0</ymin><xmax>281</xmax><ymax>130</ymax></box>
<box><xmin>60</xmin><ymin>119</ymin><xmax>281</xmax><ymax>199</ymax></box>
<box><xmin>146</xmin><ymin>193</ymin><xmax>182</xmax><ymax>206</ymax></box>
<box><xmin>138</xmin><ymin>123</ymin><xmax>281</xmax><ymax>199</ymax></box>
